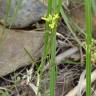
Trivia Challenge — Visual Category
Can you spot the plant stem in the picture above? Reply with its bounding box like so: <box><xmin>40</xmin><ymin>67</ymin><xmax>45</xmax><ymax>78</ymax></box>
<box><xmin>85</xmin><ymin>0</ymin><xmax>92</xmax><ymax>95</ymax></box>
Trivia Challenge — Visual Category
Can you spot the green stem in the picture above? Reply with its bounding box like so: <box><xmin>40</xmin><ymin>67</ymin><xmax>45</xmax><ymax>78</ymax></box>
<box><xmin>85</xmin><ymin>0</ymin><xmax>92</xmax><ymax>95</ymax></box>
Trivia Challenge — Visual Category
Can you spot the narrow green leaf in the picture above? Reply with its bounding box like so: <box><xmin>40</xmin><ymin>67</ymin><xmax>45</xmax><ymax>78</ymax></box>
<box><xmin>85</xmin><ymin>0</ymin><xmax>92</xmax><ymax>95</ymax></box>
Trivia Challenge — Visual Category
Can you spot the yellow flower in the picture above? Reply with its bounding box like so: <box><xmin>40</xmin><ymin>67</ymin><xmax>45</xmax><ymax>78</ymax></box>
<box><xmin>42</xmin><ymin>14</ymin><xmax>52</xmax><ymax>22</ymax></box>
<box><xmin>49</xmin><ymin>22</ymin><xmax>55</xmax><ymax>29</ymax></box>
<box><xmin>42</xmin><ymin>13</ymin><xmax>59</xmax><ymax>29</ymax></box>
<box><xmin>53</xmin><ymin>14</ymin><xmax>59</xmax><ymax>20</ymax></box>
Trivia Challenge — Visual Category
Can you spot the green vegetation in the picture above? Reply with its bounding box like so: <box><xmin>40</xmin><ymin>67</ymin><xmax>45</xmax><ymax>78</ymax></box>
<box><xmin>38</xmin><ymin>0</ymin><xmax>61</xmax><ymax>96</ymax></box>
<box><xmin>85</xmin><ymin>0</ymin><xmax>92</xmax><ymax>96</ymax></box>
<box><xmin>0</xmin><ymin>0</ymin><xmax>94</xmax><ymax>96</ymax></box>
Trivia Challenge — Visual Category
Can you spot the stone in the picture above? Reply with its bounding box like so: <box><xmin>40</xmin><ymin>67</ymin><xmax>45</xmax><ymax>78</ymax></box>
<box><xmin>0</xmin><ymin>25</ymin><xmax>44</xmax><ymax>76</ymax></box>
<box><xmin>0</xmin><ymin>0</ymin><xmax>47</xmax><ymax>28</ymax></box>
<box><xmin>0</xmin><ymin>0</ymin><xmax>70</xmax><ymax>76</ymax></box>
<box><xmin>0</xmin><ymin>0</ymin><xmax>69</xmax><ymax>28</ymax></box>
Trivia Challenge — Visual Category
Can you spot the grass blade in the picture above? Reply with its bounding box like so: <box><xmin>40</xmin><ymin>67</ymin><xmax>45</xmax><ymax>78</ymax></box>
<box><xmin>84</xmin><ymin>0</ymin><xmax>92</xmax><ymax>95</ymax></box>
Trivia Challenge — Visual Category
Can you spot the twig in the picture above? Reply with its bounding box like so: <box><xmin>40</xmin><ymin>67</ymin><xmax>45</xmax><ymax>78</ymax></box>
<box><xmin>44</xmin><ymin>47</ymin><xmax>78</xmax><ymax>71</ymax></box>
<box><xmin>56</xmin><ymin>47</ymin><xmax>78</xmax><ymax>64</ymax></box>
<box><xmin>77</xmin><ymin>70</ymin><xmax>86</xmax><ymax>96</ymax></box>
<box><xmin>65</xmin><ymin>69</ymin><xmax>96</xmax><ymax>96</ymax></box>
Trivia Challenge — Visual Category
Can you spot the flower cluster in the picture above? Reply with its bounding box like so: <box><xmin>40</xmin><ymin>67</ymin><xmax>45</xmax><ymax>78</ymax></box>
<box><xmin>42</xmin><ymin>13</ymin><xmax>59</xmax><ymax>29</ymax></box>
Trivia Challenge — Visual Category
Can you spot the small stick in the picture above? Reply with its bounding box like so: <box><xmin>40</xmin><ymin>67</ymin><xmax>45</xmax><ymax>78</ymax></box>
<box><xmin>65</xmin><ymin>69</ymin><xmax>96</xmax><ymax>96</ymax></box>
<box><xmin>44</xmin><ymin>47</ymin><xmax>78</xmax><ymax>71</ymax></box>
